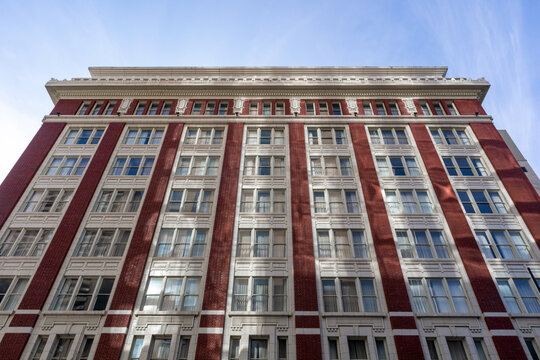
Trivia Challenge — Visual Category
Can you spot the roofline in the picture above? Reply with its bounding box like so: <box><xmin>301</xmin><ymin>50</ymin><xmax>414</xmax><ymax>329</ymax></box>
<box><xmin>88</xmin><ymin>66</ymin><xmax>449</xmax><ymax>78</ymax></box>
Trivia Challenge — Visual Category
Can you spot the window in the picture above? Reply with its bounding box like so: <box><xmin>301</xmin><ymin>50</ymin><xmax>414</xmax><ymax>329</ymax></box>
<box><xmin>184</xmin><ymin>127</ymin><xmax>224</xmax><ymax>145</ymax></box>
<box><xmin>51</xmin><ymin>336</ymin><xmax>74</xmax><ymax>360</ymax></box>
<box><xmin>124</xmin><ymin>128</ymin><xmax>164</xmax><ymax>145</ymax></box>
<box><xmin>0</xmin><ymin>277</ymin><xmax>29</xmax><ymax>310</ymax></box>
<box><xmin>369</xmin><ymin>127</ymin><xmax>408</xmax><ymax>145</ymax></box>
<box><xmin>362</xmin><ymin>101</ymin><xmax>373</xmax><ymax>115</ymax></box>
<box><xmin>250</xmin><ymin>338</ymin><xmax>268</xmax><ymax>360</ymax></box>
<box><xmin>232</xmin><ymin>277</ymin><xmax>287</xmax><ymax>312</ymax></box>
<box><xmin>442</xmin><ymin>157</ymin><xmax>487</xmax><ymax>176</ymax></box>
<box><xmin>104</xmin><ymin>102</ymin><xmax>117</xmax><ymax>115</ymax></box>
<box><xmin>155</xmin><ymin>228</ymin><xmax>207</xmax><ymax>257</ymax></box>
<box><xmin>317</xmin><ymin>229</ymin><xmax>367</xmax><ymax>258</ymax></box>
<box><xmin>308</xmin><ymin>128</ymin><xmax>346</xmax><ymax>145</ymax></box>
<box><xmin>148</xmin><ymin>102</ymin><xmax>159</xmax><ymax>115</ymax></box>
<box><xmin>376</xmin><ymin>156</ymin><xmax>420</xmax><ymax>176</ymax></box>
<box><xmin>237</xmin><ymin>228</ymin><xmax>286</xmax><ymax>258</ymax></box>
<box><xmin>30</xmin><ymin>336</ymin><xmax>48</xmax><ymax>360</ymax></box>
<box><xmin>141</xmin><ymin>276</ymin><xmax>200</xmax><ymax>311</ymax></box>
<box><xmin>130</xmin><ymin>337</ymin><xmax>144</xmax><ymax>360</ymax></box>
<box><xmin>191</xmin><ymin>102</ymin><xmax>203</xmax><ymax>115</ymax></box>
<box><xmin>0</xmin><ymin>228</ymin><xmax>53</xmax><ymax>256</ymax></box>
<box><xmin>149</xmin><ymin>337</ymin><xmax>171</xmax><ymax>360</ymax></box>
<box><xmin>204</xmin><ymin>101</ymin><xmax>215</xmax><ymax>115</ymax></box>
<box><xmin>384</xmin><ymin>189</ymin><xmax>433</xmax><ymax>214</ymax></box>
<box><xmin>44</xmin><ymin>156</ymin><xmax>90</xmax><ymax>176</ymax></box>
<box><xmin>331</xmin><ymin>102</ymin><xmax>342</xmax><ymax>115</ymax></box>
<box><xmin>64</xmin><ymin>128</ymin><xmax>104</xmax><ymax>145</ymax></box>
<box><xmin>311</xmin><ymin>156</ymin><xmax>352</xmax><ymax>176</ymax></box>
<box><xmin>388</xmin><ymin>102</ymin><xmax>400</xmax><ymax>115</ymax></box>
<box><xmin>375</xmin><ymin>102</ymin><xmax>386</xmax><ymax>115</ymax></box>
<box><xmin>275</xmin><ymin>102</ymin><xmax>285</xmax><ymax>115</ymax></box>
<box><xmin>475</xmin><ymin>230</ymin><xmax>532</xmax><ymax>260</ymax></box>
<box><xmin>409</xmin><ymin>278</ymin><xmax>470</xmax><ymax>313</ymax></box>
<box><xmin>446</xmin><ymin>339</ymin><xmax>469</xmax><ymax>360</ymax></box>
<box><xmin>240</xmin><ymin>189</ymin><xmax>285</xmax><ymax>213</ymax></box>
<box><xmin>420</xmin><ymin>102</ymin><xmax>431</xmax><ymax>115</ymax></box>
<box><xmin>328</xmin><ymin>338</ymin><xmax>340</xmax><ymax>359</ymax></box>
<box><xmin>457</xmin><ymin>190</ymin><xmax>507</xmax><ymax>214</ymax></box>
<box><xmin>321</xmin><ymin>278</ymin><xmax>378</xmax><ymax>312</ymax></box>
<box><xmin>246</xmin><ymin>127</ymin><xmax>285</xmax><ymax>145</ymax></box>
<box><xmin>177</xmin><ymin>336</ymin><xmax>191</xmax><ymax>360</ymax></box>
<box><xmin>218</xmin><ymin>101</ymin><xmax>229</xmax><ymax>115</ymax></box>
<box><xmin>432</xmin><ymin>101</ymin><xmax>444</xmax><ymax>115</ymax></box>
<box><xmin>110</xmin><ymin>157</ymin><xmax>154</xmax><ymax>176</ymax></box>
<box><xmin>134</xmin><ymin>101</ymin><xmax>147</xmax><ymax>115</ymax></box>
<box><xmin>51</xmin><ymin>277</ymin><xmax>114</xmax><ymax>311</ymax></box>
<box><xmin>313</xmin><ymin>189</ymin><xmax>359</xmax><ymax>214</ymax></box>
<box><xmin>244</xmin><ymin>156</ymin><xmax>285</xmax><ymax>176</ymax></box>
<box><xmin>306</xmin><ymin>101</ymin><xmax>315</xmax><ymax>115</ymax></box>
<box><xmin>20</xmin><ymin>189</ymin><xmax>73</xmax><ymax>213</ymax></box>
<box><xmin>348</xmin><ymin>339</ymin><xmax>368</xmax><ymax>360</ymax></box>
<box><xmin>73</xmin><ymin>228</ymin><xmax>131</xmax><ymax>257</ymax></box>
<box><xmin>376</xmin><ymin>339</ymin><xmax>388</xmax><ymax>360</ymax></box>
<box><xmin>166</xmin><ymin>189</ymin><xmax>214</xmax><ymax>213</ymax></box>
<box><xmin>262</xmin><ymin>102</ymin><xmax>272</xmax><ymax>115</ymax></box>
<box><xmin>473</xmin><ymin>339</ymin><xmax>489</xmax><ymax>360</ymax></box>
<box><xmin>497</xmin><ymin>279</ymin><xmax>540</xmax><ymax>313</ymax></box>
<box><xmin>90</xmin><ymin>101</ymin><xmax>103</xmax><ymax>115</ymax></box>
<box><xmin>426</xmin><ymin>339</ymin><xmax>441</xmax><ymax>360</ymax></box>
<box><xmin>525</xmin><ymin>339</ymin><xmax>540</xmax><ymax>360</ymax></box>
<box><xmin>93</xmin><ymin>189</ymin><xmax>144</xmax><ymax>213</ymax></box>
<box><xmin>78</xmin><ymin>102</ymin><xmax>90</xmax><ymax>115</ymax></box>
<box><xmin>278</xmin><ymin>337</ymin><xmax>287</xmax><ymax>360</ymax></box>
<box><xmin>396</xmin><ymin>230</ymin><xmax>449</xmax><ymax>259</ymax></box>
<box><xmin>161</xmin><ymin>101</ymin><xmax>172</xmax><ymax>115</ymax></box>
<box><xmin>230</xmin><ymin>338</ymin><xmax>241</xmax><ymax>360</ymax></box>
<box><xmin>77</xmin><ymin>336</ymin><xmax>94</xmax><ymax>360</ymax></box>
<box><xmin>249</xmin><ymin>101</ymin><xmax>259</xmax><ymax>115</ymax></box>
<box><xmin>316</xmin><ymin>101</ymin><xmax>328</xmax><ymax>115</ymax></box>
<box><xmin>176</xmin><ymin>156</ymin><xmax>220</xmax><ymax>176</ymax></box>
<box><xmin>446</xmin><ymin>101</ymin><xmax>458</xmax><ymax>115</ymax></box>
<box><xmin>430</xmin><ymin>128</ymin><xmax>470</xmax><ymax>145</ymax></box>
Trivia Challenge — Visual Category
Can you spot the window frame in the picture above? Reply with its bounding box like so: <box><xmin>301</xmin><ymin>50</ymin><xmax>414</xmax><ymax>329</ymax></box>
<box><xmin>408</xmin><ymin>278</ymin><xmax>471</xmax><ymax>313</ymax></box>
<box><xmin>0</xmin><ymin>276</ymin><xmax>29</xmax><ymax>310</ymax></box>
<box><xmin>395</xmin><ymin>229</ymin><xmax>450</xmax><ymax>260</ymax></box>
<box><xmin>231</xmin><ymin>277</ymin><xmax>287</xmax><ymax>312</ymax></box>
<box><xmin>475</xmin><ymin>230</ymin><xmax>532</xmax><ymax>260</ymax></box>
<box><xmin>310</xmin><ymin>156</ymin><xmax>353</xmax><ymax>177</ymax></box>
<box><xmin>496</xmin><ymin>278</ymin><xmax>540</xmax><ymax>314</ymax></box>
<box><xmin>124</xmin><ymin>128</ymin><xmax>164</xmax><ymax>145</ymax></box>
<box><xmin>77</xmin><ymin>102</ymin><xmax>90</xmax><ymax>115</ymax></box>
<box><xmin>63</xmin><ymin>128</ymin><xmax>104</xmax><ymax>145</ymax></box>
<box><xmin>184</xmin><ymin>127</ymin><xmax>224</xmax><ymax>145</ymax></box>
<box><xmin>317</xmin><ymin>229</ymin><xmax>368</xmax><ymax>259</ymax></box>
<box><xmin>165</xmin><ymin>189</ymin><xmax>214</xmax><ymax>213</ymax></box>
<box><xmin>110</xmin><ymin>156</ymin><xmax>155</xmax><ymax>176</ymax></box>
<box><xmin>430</xmin><ymin>127</ymin><xmax>471</xmax><ymax>145</ymax></box>
<box><xmin>244</xmin><ymin>156</ymin><xmax>285</xmax><ymax>176</ymax></box>
<box><xmin>0</xmin><ymin>228</ymin><xmax>53</xmax><ymax>257</ymax></box>
<box><xmin>141</xmin><ymin>276</ymin><xmax>200</xmax><ymax>312</ymax></box>
<box><xmin>44</xmin><ymin>156</ymin><xmax>90</xmax><ymax>176</ymax></box>
<box><xmin>240</xmin><ymin>189</ymin><xmax>286</xmax><ymax>214</ymax></box>
<box><xmin>236</xmin><ymin>228</ymin><xmax>287</xmax><ymax>258</ymax></box>
<box><xmin>20</xmin><ymin>188</ymin><xmax>74</xmax><ymax>213</ymax></box>
<box><xmin>176</xmin><ymin>156</ymin><xmax>220</xmax><ymax>176</ymax></box>
<box><xmin>457</xmin><ymin>189</ymin><xmax>508</xmax><ymax>214</ymax></box>
<box><xmin>307</xmin><ymin>127</ymin><xmax>347</xmax><ymax>145</ymax></box>
<box><xmin>321</xmin><ymin>277</ymin><xmax>379</xmax><ymax>313</ymax></box>
<box><xmin>92</xmin><ymin>188</ymin><xmax>144</xmax><ymax>213</ymax></box>
<box><xmin>375</xmin><ymin>156</ymin><xmax>421</xmax><ymax>177</ymax></box>
<box><xmin>90</xmin><ymin>101</ymin><xmax>103</xmax><ymax>115</ymax></box>
<box><xmin>50</xmin><ymin>276</ymin><xmax>115</xmax><ymax>311</ymax></box>
<box><xmin>442</xmin><ymin>156</ymin><xmax>488</xmax><ymax>177</ymax></box>
<box><xmin>368</xmin><ymin>127</ymin><xmax>409</xmax><ymax>145</ymax></box>
<box><xmin>313</xmin><ymin>189</ymin><xmax>360</xmax><ymax>214</ymax></box>
<box><xmin>384</xmin><ymin>189</ymin><xmax>433</xmax><ymax>214</ymax></box>
<box><xmin>246</xmin><ymin>127</ymin><xmax>285</xmax><ymax>145</ymax></box>
<box><xmin>73</xmin><ymin>228</ymin><xmax>131</xmax><ymax>257</ymax></box>
<box><xmin>154</xmin><ymin>228</ymin><xmax>208</xmax><ymax>258</ymax></box>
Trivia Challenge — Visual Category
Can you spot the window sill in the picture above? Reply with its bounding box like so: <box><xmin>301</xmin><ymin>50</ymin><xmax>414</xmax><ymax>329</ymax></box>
<box><xmin>228</xmin><ymin>311</ymin><xmax>291</xmax><ymax>317</ymax></box>
<box><xmin>134</xmin><ymin>311</ymin><xmax>199</xmax><ymax>316</ymax></box>
<box><xmin>414</xmin><ymin>313</ymin><xmax>480</xmax><ymax>318</ymax></box>
<box><xmin>322</xmin><ymin>312</ymin><xmax>385</xmax><ymax>317</ymax></box>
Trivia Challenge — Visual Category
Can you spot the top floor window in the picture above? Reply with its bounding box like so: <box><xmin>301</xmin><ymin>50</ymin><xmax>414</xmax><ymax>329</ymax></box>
<box><xmin>205</xmin><ymin>102</ymin><xmax>215</xmax><ymax>115</ymax></box>
<box><xmin>305</xmin><ymin>101</ymin><xmax>342</xmax><ymax>115</ymax></box>
<box><xmin>369</xmin><ymin>128</ymin><xmax>408</xmax><ymax>145</ymax></box>
<box><xmin>430</xmin><ymin>128</ymin><xmax>470</xmax><ymax>145</ymax></box>
<box><xmin>191</xmin><ymin>102</ymin><xmax>203</xmax><ymax>115</ymax></box>
<box><xmin>134</xmin><ymin>101</ymin><xmax>146</xmax><ymax>115</ymax></box>
<box><xmin>419</xmin><ymin>102</ymin><xmax>431</xmax><ymax>115</ymax></box>
<box><xmin>90</xmin><ymin>102</ymin><xmax>103</xmax><ymax>115</ymax></box>
<box><xmin>161</xmin><ymin>101</ymin><xmax>172</xmax><ymax>115</ymax></box>
<box><xmin>184</xmin><ymin>127</ymin><xmax>224</xmax><ymax>145</ymax></box>
<box><xmin>362</xmin><ymin>101</ymin><xmax>373</xmax><ymax>115</ymax></box>
<box><xmin>218</xmin><ymin>102</ymin><xmax>228</xmax><ymax>115</ymax></box>
<box><xmin>331</xmin><ymin>102</ymin><xmax>342</xmax><ymax>115</ymax></box>
<box><xmin>64</xmin><ymin>128</ymin><xmax>104</xmax><ymax>145</ymax></box>
<box><xmin>103</xmin><ymin>102</ymin><xmax>116</xmax><ymax>115</ymax></box>
<box><xmin>389</xmin><ymin>102</ymin><xmax>400</xmax><ymax>115</ymax></box>
<box><xmin>375</xmin><ymin>102</ymin><xmax>386</xmax><ymax>115</ymax></box>
<box><xmin>78</xmin><ymin>102</ymin><xmax>90</xmax><ymax>115</ymax></box>
<box><xmin>446</xmin><ymin>101</ymin><xmax>458</xmax><ymax>115</ymax></box>
<box><xmin>246</xmin><ymin>128</ymin><xmax>285</xmax><ymax>145</ymax></box>
<box><xmin>308</xmin><ymin>128</ymin><xmax>346</xmax><ymax>145</ymax></box>
<box><xmin>432</xmin><ymin>101</ymin><xmax>444</xmax><ymax>115</ymax></box>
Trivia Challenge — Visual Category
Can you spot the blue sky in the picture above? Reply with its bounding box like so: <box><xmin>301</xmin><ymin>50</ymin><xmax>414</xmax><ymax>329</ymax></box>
<box><xmin>1</xmin><ymin>0</ymin><xmax>539</xmax><ymax>182</ymax></box>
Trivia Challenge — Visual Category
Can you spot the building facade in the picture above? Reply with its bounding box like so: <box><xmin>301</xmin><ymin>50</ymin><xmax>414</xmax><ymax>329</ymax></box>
<box><xmin>0</xmin><ymin>67</ymin><xmax>539</xmax><ymax>360</ymax></box>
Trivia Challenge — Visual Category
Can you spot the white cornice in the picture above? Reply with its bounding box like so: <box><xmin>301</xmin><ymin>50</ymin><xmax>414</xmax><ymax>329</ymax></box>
<box><xmin>88</xmin><ymin>66</ymin><xmax>449</xmax><ymax>78</ymax></box>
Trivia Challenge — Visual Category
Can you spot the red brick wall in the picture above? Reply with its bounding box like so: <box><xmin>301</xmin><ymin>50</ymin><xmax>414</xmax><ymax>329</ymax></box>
<box><xmin>454</xmin><ymin>99</ymin><xmax>487</xmax><ymax>115</ymax></box>
<box><xmin>50</xmin><ymin>100</ymin><xmax>83</xmax><ymax>115</ymax></box>
<box><xmin>0</xmin><ymin>122</ymin><xmax>125</xmax><ymax>358</ymax></box>
<box><xmin>0</xmin><ymin>122</ymin><xmax>65</xmax><ymax>229</ymax></box>
<box><xmin>195</xmin><ymin>123</ymin><xmax>243</xmax><ymax>360</ymax></box>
